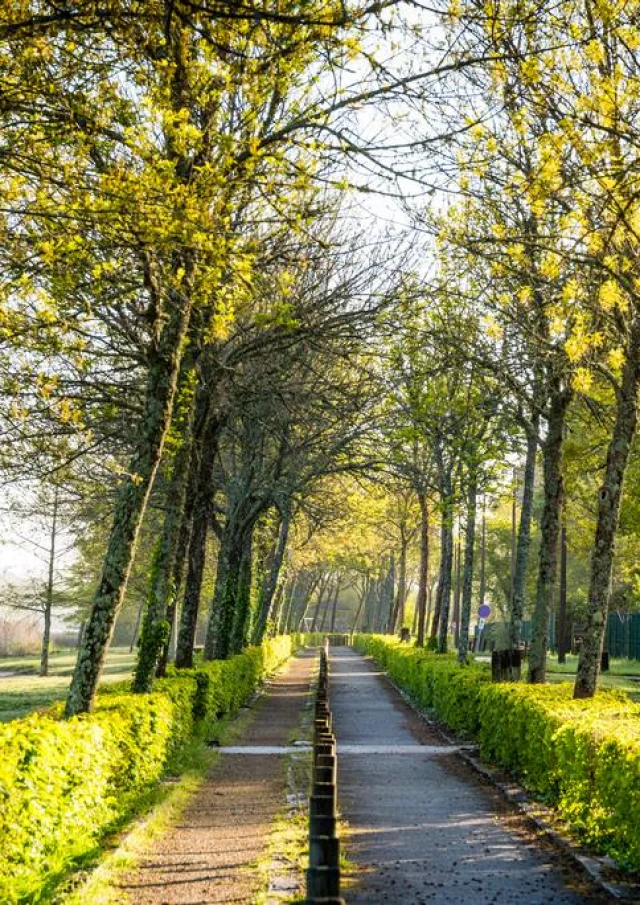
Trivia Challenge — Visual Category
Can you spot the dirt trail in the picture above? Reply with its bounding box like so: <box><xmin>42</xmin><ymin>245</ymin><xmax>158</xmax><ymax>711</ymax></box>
<box><xmin>332</xmin><ymin>648</ymin><xmax>609</xmax><ymax>905</ymax></box>
<box><xmin>118</xmin><ymin>650</ymin><xmax>315</xmax><ymax>905</ymax></box>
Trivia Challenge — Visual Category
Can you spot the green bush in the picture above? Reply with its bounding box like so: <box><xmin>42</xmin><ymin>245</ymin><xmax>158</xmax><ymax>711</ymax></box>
<box><xmin>354</xmin><ymin>634</ymin><xmax>640</xmax><ymax>870</ymax></box>
<box><xmin>0</xmin><ymin>634</ymin><xmax>299</xmax><ymax>902</ymax></box>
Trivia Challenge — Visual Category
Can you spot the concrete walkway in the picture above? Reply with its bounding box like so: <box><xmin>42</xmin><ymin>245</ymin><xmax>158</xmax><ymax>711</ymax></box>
<box><xmin>331</xmin><ymin>648</ymin><xmax>607</xmax><ymax>905</ymax></box>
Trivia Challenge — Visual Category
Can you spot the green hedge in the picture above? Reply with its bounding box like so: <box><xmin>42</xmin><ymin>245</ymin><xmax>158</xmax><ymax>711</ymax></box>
<box><xmin>0</xmin><ymin>635</ymin><xmax>300</xmax><ymax>903</ymax></box>
<box><xmin>354</xmin><ymin>634</ymin><xmax>640</xmax><ymax>870</ymax></box>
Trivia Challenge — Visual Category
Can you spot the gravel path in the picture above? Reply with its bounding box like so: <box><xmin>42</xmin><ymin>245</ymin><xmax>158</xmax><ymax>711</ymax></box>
<box><xmin>118</xmin><ymin>650</ymin><xmax>315</xmax><ymax>905</ymax></box>
<box><xmin>332</xmin><ymin>648</ymin><xmax>609</xmax><ymax>905</ymax></box>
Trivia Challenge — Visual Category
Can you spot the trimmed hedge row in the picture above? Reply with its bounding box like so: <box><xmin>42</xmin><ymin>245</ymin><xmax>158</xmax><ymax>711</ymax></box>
<box><xmin>0</xmin><ymin>634</ymin><xmax>300</xmax><ymax>903</ymax></box>
<box><xmin>354</xmin><ymin>634</ymin><xmax>640</xmax><ymax>870</ymax></box>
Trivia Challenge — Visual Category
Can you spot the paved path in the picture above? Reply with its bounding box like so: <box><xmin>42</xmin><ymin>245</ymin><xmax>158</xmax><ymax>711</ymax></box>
<box><xmin>331</xmin><ymin>648</ymin><xmax>607</xmax><ymax>905</ymax></box>
<box><xmin>119</xmin><ymin>650</ymin><xmax>315</xmax><ymax>905</ymax></box>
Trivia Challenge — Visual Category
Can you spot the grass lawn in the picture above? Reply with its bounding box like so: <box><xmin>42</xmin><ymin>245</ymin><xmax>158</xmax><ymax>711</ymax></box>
<box><xmin>475</xmin><ymin>652</ymin><xmax>640</xmax><ymax>701</ymax></box>
<box><xmin>0</xmin><ymin>648</ymin><xmax>136</xmax><ymax>722</ymax></box>
<box><xmin>544</xmin><ymin>653</ymin><xmax>640</xmax><ymax>701</ymax></box>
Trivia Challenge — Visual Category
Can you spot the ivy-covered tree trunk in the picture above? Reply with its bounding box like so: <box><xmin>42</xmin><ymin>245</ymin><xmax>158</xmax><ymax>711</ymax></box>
<box><xmin>252</xmin><ymin>507</ymin><xmax>291</xmax><ymax>644</ymax></box>
<box><xmin>174</xmin><ymin>410</ymin><xmax>221</xmax><ymax>668</ymax></box>
<box><xmin>416</xmin><ymin>493</ymin><xmax>430</xmax><ymax>647</ymax></box>
<box><xmin>203</xmin><ymin>526</ymin><xmax>230</xmax><ymax>659</ymax></box>
<box><xmin>157</xmin><ymin>490</ymin><xmax>194</xmax><ymax>674</ymax></box>
<box><xmin>134</xmin><ymin>364</ymin><xmax>201</xmax><ymax>690</ymax></box>
<box><xmin>214</xmin><ymin>506</ymin><xmax>261</xmax><ymax>659</ymax></box>
<box><xmin>457</xmin><ymin>469</ymin><xmax>477</xmax><ymax>663</ymax></box>
<box><xmin>174</xmin><ymin>501</ymin><xmax>208</xmax><ymax>668</ymax></box>
<box><xmin>528</xmin><ymin>382</ymin><xmax>571</xmax><ymax>684</ymax></box>
<box><xmin>508</xmin><ymin>412</ymin><xmax>540</xmax><ymax>650</ymax></box>
<box><xmin>575</xmin><ymin>321</ymin><xmax>640</xmax><ymax>698</ymax></box>
<box><xmin>230</xmin><ymin>527</ymin><xmax>255</xmax><ymax>654</ymax></box>
<box><xmin>176</xmin><ymin>411</ymin><xmax>222</xmax><ymax>669</ymax></box>
<box><xmin>65</xmin><ymin>284</ymin><xmax>192</xmax><ymax>716</ymax></box>
<box><xmin>217</xmin><ymin>543</ymin><xmax>243</xmax><ymax>656</ymax></box>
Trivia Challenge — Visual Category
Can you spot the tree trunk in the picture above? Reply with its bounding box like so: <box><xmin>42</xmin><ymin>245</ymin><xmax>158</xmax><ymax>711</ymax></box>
<box><xmin>390</xmin><ymin>536</ymin><xmax>408</xmax><ymax>634</ymax></box>
<box><xmin>458</xmin><ymin>469</ymin><xmax>477</xmax><ymax>663</ymax></box>
<box><xmin>279</xmin><ymin>574</ymin><xmax>297</xmax><ymax>634</ymax></box>
<box><xmin>453</xmin><ymin>532</ymin><xmax>461</xmax><ymax>649</ymax></box>
<box><xmin>508</xmin><ymin>416</ymin><xmax>540</xmax><ymax>649</ymax></box>
<box><xmin>310</xmin><ymin>574</ymin><xmax>330</xmax><ymax>633</ymax></box>
<box><xmin>416</xmin><ymin>493</ymin><xmax>430</xmax><ymax>647</ymax></box>
<box><xmin>270</xmin><ymin>579</ymin><xmax>287</xmax><ymax>634</ymax></box>
<box><xmin>557</xmin><ymin>521</ymin><xmax>568</xmax><ymax>664</ymax></box>
<box><xmin>437</xmin><ymin>456</ymin><xmax>454</xmax><ymax>653</ymax></box>
<box><xmin>318</xmin><ymin>577</ymin><xmax>335</xmax><ymax>632</ymax></box>
<box><xmin>65</xmin><ymin>280</ymin><xmax>192</xmax><ymax>716</ymax></box>
<box><xmin>40</xmin><ymin>487</ymin><xmax>58</xmax><ymax>677</ymax></box>
<box><xmin>362</xmin><ymin>573</ymin><xmax>375</xmax><ymax>631</ymax></box>
<box><xmin>430</xmin><ymin>513</ymin><xmax>447</xmax><ymax>644</ymax></box>
<box><xmin>230</xmin><ymin>527</ymin><xmax>254</xmax><ymax>654</ymax></box>
<box><xmin>575</xmin><ymin>320</ymin><xmax>640</xmax><ymax>697</ymax></box>
<box><xmin>510</xmin><ymin>465</ymin><xmax>517</xmax><ymax>605</ymax></box>
<box><xmin>296</xmin><ymin>572</ymin><xmax>321</xmax><ymax>631</ymax></box>
<box><xmin>252</xmin><ymin>508</ymin><xmax>291</xmax><ymax>644</ymax></box>
<box><xmin>174</xmin><ymin>501</ymin><xmax>208</xmax><ymax>668</ymax></box>
<box><xmin>528</xmin><ymin>382</ymin><xmax>571</xmax><ymax>684</ymax></box>
<box><xmin>213</xmin><ymin>523</ymin><xmax>245</xmax><ymax>659</ymax></box>
<box><xmin>204</xmin><ymin>524</ymin><xmax>232</xmax><ymax>658</ymax></box>
<box><xmin>174</xmin><ymin>409</ymin><xmax>221</xmax><ymax>668</ymax></box>
<box><xmin>134</xmin><ymin>367</ymin><xmax>200</xmax><ymax>690</ymax></box>
<box><xmin>330</xmin><ymin>576</ymin><xmax>342</xmax><ymax>632</ymax></box>
<box><xmin>351</xmin><ymin>575</ymin><xmax>369</xmax><ymax>634</ymax></box>
<box><xmin>129</xmin><ymin>598</ymin><xmax>145</xmax><ymax>653</ymax></box>
<box><xmin>384</xmin><ymin>553</ymin><xmax>396</xmax><ymax>634</ymax></box>
<box><xmin>158</xmin><ymin>491</ymin><xmax>194</xmax><ymax>673</ymax></box>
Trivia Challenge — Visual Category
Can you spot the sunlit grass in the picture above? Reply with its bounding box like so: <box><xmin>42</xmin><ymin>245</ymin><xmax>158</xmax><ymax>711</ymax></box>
<box><xmin>0</xmin><ymin>648</ymin><xmax>136</xmax><ymax>721</ymax></box>
<box><xmin>543</xmin><ymin>653</ymin><xmax>640</xmax><ymax>700</ymax></box>
<box><xmin>545</xmin><ymin>653</ymin><xmax>640</xmax><ymax>676</ymax></box>
<box><xmin>474</xmin><ymin>651</ymin><xmax>640</xmax><ymax>701</ymax></box>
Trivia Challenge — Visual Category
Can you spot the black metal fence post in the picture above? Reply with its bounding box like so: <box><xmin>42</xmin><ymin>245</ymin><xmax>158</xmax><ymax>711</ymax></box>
<box><xmin>306</xmin><ymin>638</ymin><xmax>344</xmax><ymax>905</ymax></box>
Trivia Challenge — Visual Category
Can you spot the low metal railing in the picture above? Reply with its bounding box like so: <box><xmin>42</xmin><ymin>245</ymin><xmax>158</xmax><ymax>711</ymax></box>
<box><xmin>306</xmin><ymin>640</ymin><xmax>344</xmax><ymax>904</ymax></box>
